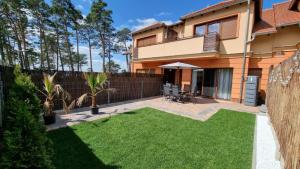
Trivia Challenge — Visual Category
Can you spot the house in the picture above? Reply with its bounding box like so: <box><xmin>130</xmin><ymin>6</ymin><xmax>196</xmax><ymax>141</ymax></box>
<box><xmin>131</xmin><ymin>0</ymin><xmax>300</xmax><ymax>103</ymax></box>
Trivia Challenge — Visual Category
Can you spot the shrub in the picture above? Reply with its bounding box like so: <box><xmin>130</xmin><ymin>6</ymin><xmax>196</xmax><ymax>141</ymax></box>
<box><xmin>0</xmin><ymin>66</ymin><xmax>54</xmax><ymax>169</ymax></box>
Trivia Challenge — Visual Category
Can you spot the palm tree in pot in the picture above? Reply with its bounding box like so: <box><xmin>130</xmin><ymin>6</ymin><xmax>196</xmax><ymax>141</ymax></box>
<box><xmin>40</xmin><ymin>73</ymin><xmax>74</xmax><ymax>125</ymax></box>
<box><xmin>77</xmin><ymin>72</ymin><xmax>109</xmax><ymax>114</ymax></box>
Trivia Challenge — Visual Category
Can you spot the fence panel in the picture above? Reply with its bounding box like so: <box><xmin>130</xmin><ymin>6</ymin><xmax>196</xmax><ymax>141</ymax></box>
<box><xmin>267</xmin><ymin>50</ymin><xmax>300</xmax><ymax>169</ymax></box>
<box><xmin>0</xmin><ymin>66</ymin><xmax>163</xmax><ymax>111</ymax></box>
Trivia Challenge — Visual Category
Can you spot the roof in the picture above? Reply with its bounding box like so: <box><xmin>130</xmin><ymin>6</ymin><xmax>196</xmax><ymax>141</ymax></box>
<box><xmin>181</xmin><ymin>0</ymin><xmax>248</xmax><ymax>20</ymax></box>
<box><xmin>253</xmin><ymin>1</ymin><xmax>300</xmax><ymax>35</ymax></box>
<box><xmin>252</xmin><ymin>9</ymin><xmax>277</xmax><ymax>35</ymax></box>
<box><xmin>289</xmin><ymin>0</ymin><xmax>299</xmax><ymax>11</ymax></box>
<box><xmin>274</xmin><ymin>1</ymin><xmax>300</xmax><ymax>27</ymax></box>
<box><xmin>132</xmin><ymin>23</ymin><xmax>166</xmax><ymax>35</ymax></box>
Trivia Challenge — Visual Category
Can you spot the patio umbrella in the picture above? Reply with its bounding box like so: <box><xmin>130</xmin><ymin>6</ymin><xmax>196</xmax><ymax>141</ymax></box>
<box><xmin>159</xmin><ymin>62</ymin><xmax>200</xmax><ymax>69</ymax></box>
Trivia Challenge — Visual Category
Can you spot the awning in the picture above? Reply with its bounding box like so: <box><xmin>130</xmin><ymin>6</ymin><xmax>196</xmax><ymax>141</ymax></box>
<box><xmin>159</xmin><ymin>62</ymin><xmax>200</xmax><ymax>69</ymax></box>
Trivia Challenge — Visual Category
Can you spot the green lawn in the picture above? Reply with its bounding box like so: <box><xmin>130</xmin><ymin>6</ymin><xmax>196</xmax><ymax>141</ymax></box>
<box><xmin>48</xmin><ymin>108</ymin><xmax>255</xmax><ymax>169</ymax></box>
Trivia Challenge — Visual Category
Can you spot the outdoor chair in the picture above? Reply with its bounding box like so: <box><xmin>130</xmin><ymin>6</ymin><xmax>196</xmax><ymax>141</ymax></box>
<box><xmin>163</xmin><ymin>85</ymin><xmax>171</xmax><ymax>100</ymax></box>
<box><xmin>171</xmin><ymin>86</ymin><xmax>184</xmax><ymax>103</ymax></box>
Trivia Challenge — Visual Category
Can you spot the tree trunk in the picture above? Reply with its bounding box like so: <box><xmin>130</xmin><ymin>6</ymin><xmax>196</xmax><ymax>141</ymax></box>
<box><xmin>100</xmin><ymin>34</ymin><xmax>106</xmax><ymax>72</ymax></box>
<box><xmin>39</xmin><ymin>27</ymin><xmax>44</xmax><ymax>69</ymax></box>
<box><xmin>55</xmin><ymin>29</ymin><xmax>64</xmax><ymax>71</ymax></box>
<box><xmin>63</xmin><ymin>20</ymin><xmax>74</xmax><ymax>72</ymax></box>
<box><xmin>124</xmin><ymin>42</ymin><xmax>130</xmax><ymax>72</ymax></box>
<box><xmin>75</xmin><ymin>28</ymin><xmax>80</xmax><ymax>71</ymax></box>
<box><xmin>88</xmin><ymin>38</ymin><xmax>93</xmax><ymax>72</ymax></box>
<box><xmin>44</xmin><ymin>34</ymin><xmax>51</xmax><ymax>71</ymax></box>
<box><xmin>91</xmin><ymin>95</ymin><xmax>96</xmax><ymax>108</ymax></box>
<box><xmin>6</xmin><ymin>36</ymin><xmax>13</xmax><ymax>65</ymax></box>
<box><xmin>20</xmin><ymin>30</ymin><xmax>29</xmax><ymax>69</ymax></box>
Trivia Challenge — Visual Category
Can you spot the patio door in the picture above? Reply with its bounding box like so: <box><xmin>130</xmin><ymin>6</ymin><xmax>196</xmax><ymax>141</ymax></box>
<box><xmin>203</xmin><ymin>69</ymin><xmax>216</xmax><ymax>97</ymax></box>
<box><xmin>216</xmin><ymin>69</ymin><xmax>233</xmax><ymax>100</ymax></box>
<box><xmin>191</xmin><ymin>69</ymin><xmax>204</xmax><ymax>96</ymax></box>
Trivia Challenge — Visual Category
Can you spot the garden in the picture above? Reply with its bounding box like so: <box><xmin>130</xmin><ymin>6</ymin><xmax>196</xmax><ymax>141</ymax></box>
<box><xmin>0</xmin><ymin>67</ymin><xmax>256</xmax><ymax>169</ymax></box>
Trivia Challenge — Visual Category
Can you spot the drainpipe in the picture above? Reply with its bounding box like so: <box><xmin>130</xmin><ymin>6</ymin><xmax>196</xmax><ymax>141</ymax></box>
<box><xmin>239</xmin><ymin>0</ymin><xmax>251</xmax><ymax>103</ymax></box>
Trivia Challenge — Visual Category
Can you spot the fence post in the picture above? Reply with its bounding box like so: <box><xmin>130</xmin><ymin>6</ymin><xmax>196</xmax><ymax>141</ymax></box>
<box><xmin>107</xmin><ymin>81</ymin><xmax>111</xmax><ymax>104</ymax></box>
<box><xmin>141</xmin><ymin>80</ymin><xmax>144</xmax><ymax>99</ymax></box>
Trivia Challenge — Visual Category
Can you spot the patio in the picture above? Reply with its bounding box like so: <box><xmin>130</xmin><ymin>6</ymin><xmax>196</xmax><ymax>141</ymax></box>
<box><xmin>47</xmin><ymin>97</ymin><xmax>259</xmax><ymax>131</ymax></box>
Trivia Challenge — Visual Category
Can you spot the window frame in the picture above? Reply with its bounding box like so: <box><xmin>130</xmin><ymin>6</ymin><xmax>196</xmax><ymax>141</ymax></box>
<box><xmin>193</xmin><ymin>15</ymin><xmax>239</xmax><ymax>39</ymax></box>
<box><xmin>194</xmin><ymin>24</ymin><xmax>207</xmax><ymax>37</ymax></box>
<box><xmin>136</xmin><ymin>35</ymin><xmax>157</xmax><ymax>48</ymax></box>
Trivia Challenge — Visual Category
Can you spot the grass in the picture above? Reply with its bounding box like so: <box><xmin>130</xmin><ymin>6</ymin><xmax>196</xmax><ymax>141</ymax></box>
<box><xmin>48</xmin><ymin>108</ymin><xmax>255</xmax><ymax>169</ymax></box>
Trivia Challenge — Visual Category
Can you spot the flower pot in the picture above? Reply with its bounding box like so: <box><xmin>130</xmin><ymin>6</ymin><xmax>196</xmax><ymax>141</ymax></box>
<box><xmin>43</xmin><ymin>113</ymin><xmax>56</xmax><ymax>125</ymax></box>
<box><xmin>91</xmin><ymin>107</ymin><xmax>99</xmax><ymax>114</ymax></box>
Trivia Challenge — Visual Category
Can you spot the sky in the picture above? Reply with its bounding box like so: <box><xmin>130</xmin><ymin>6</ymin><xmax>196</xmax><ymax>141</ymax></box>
<box><xmin>62</xmin><ymin>0</ymin><xmax>287</xmax><ymax>72</ymax></box>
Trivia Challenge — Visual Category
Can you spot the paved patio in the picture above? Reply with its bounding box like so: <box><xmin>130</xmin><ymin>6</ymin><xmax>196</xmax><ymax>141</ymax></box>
<box><xmin>47</xmin><ymin>96</ymin><xmax>259</xmax><ymax>131</ymax></box>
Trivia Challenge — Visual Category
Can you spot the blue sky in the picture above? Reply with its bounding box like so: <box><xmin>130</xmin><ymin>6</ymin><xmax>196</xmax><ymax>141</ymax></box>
<box><xmin>66</xmin><ymin>0</ymin><xmax>286</xmax><ymax>72</ymax></box>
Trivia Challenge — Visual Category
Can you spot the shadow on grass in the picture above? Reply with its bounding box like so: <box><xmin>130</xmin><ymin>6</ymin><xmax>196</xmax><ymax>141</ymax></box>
<box><xmin>123</xmin><ymin>111</ymin><xmax>137</xmax><ymax>115</ymax></box>
<box><xmin>48</xmin><ymin>127</ymin><xmax>120</xmax><ymax>169</ymax></box>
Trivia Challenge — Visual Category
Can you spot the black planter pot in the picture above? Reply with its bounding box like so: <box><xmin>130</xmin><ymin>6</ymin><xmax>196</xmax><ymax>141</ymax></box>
<box><xmin>43</xmin><ymin>113</ymin><xmax>56</xmax><ymax>125</ymax></box>
<box><xmin>91</xmin><ymin>107</ymin><xmax>99</xmax><ymax>114</ymax></box>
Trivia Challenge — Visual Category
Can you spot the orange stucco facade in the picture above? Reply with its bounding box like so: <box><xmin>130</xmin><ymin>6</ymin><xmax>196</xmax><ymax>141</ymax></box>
<box><xmin>131</xmin><ymin>0</ymin><xmax>300</xmax><ymax>102</ymax></box>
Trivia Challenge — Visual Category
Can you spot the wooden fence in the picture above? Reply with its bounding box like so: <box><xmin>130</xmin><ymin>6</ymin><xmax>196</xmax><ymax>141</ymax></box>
<box><xmin>0</xmin><ymin>66</ymin><xmax>163</xmax><ymax>113</ymax></box>
<box><xmin>267</xmin><ymin>50</ymin><xmax>300</xmax><ymax>169</ymax></box>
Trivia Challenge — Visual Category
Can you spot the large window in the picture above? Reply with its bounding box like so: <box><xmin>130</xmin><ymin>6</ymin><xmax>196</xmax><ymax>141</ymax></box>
<box><xmin>195</xmin><ymin>25</ymin><xmax>206</xmax><ymax>36</ymax></box>
<box><xmin>137</xmin><ymin>35</ymin><xmax>157</xmax><ymax>47</ymax></box>
<box><xmin>193</xmin><ymin>15</ymin><xmax>238</xmax><ymax>39</ymax></box>
<box><xmin>208</xmin><ymin>22</ymin><xmax>220</xmax><ymax>34</ymax></box>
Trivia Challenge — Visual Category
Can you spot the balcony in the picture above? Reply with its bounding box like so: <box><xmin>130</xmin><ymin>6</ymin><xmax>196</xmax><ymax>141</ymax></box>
<box><xmin>133</xmin><ymin>32</ymin><xmax>220</xmax><ymax>60</ymax></box>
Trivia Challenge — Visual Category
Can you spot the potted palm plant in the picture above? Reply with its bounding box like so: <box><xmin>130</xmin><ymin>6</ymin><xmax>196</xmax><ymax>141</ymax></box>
<box><xmin>77</xmin><ymin>72</ymin><xmax>108</xmax><ymax>114</ymax></box>
<box><xmin>40</xmin><ymin>73</ymin><xmax>74</xmax><ymax>125</ymax></box>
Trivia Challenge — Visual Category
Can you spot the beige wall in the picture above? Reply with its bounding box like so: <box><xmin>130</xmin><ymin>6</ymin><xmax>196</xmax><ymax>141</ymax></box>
<box><xmin>137</xmin><ymin>37</ymin><xmax>204</xmax><ymax>59</ymax></box>
<box><xmin>251</xmin><ymin>25</ymin><xmax>300</xmax><ymax>54</ymax></box>
<box><xmin>133</xmin><ymin>27</ymin><xmax>165</xmax><ymax>48</ymax></box>
<box><xmin>169</xmin><ymin>24</ymin><xmax>185</xmax><ymax>39</ymax></box>
<box><xmin>184</xmin><ymin>3</ymin><xmax>255</xmax><ymax>54</ymax></box>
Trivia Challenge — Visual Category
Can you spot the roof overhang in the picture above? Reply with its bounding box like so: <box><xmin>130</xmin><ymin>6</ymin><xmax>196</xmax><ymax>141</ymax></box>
<box><xmin>289</xmin><ymin>0</ymin><xmax>299</xmax><ymax>11</ymax></box>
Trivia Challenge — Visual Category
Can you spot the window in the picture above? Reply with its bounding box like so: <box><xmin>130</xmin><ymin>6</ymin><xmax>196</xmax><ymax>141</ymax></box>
<box><xmin>195</xmin><ymin>25</ymin><xmax>206</xmax><ymax>36</ymax></box>
<box><xmin>208</xmin><ymin>22</ymin><xmax>220</xmax><ymax>34</ymax></box>
<box><xmin>220</xmin><ymin>16</ymin><xmax>238</xmax><ymax>39</ymax></box>
<box><xmin>193</xmin><ymin>15</ymin><xmax>238</xmax><ymax>39</ymax></box>
<box><xmin>137</xmin><ymin>35</ymin><xmax>156</xmax><ymax>47</ymax></box>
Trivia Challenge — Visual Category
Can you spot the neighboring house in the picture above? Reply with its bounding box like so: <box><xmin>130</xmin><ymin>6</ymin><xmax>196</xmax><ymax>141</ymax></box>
<box><xmin>131</xmin><ymin>0</ymin><xmax>300</xmax><ymax>103</ymax></box>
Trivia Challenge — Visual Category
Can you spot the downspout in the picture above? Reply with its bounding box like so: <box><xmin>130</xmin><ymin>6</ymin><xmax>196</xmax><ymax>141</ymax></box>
<box><xmin>239</xmin><ymin>0</ymin><xmax>252</xmax><ymax>103</ymax></box>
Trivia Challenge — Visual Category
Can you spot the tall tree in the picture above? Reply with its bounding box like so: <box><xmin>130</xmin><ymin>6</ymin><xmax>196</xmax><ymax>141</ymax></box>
<box><xmin>1</xmin><ymin>0</ymin><xmax>30</xmax><ymax>69</ymax></box>
<box><xmin>52</xmin><ymin>0</ymin><xmax>75</xmax><ymax>71</ymax></box>
<box><xmin>79</xmin><ymin>17</ymin><xmax>97</xmax><ymax>72</ymax></box>
<box><xmin>88</xmin><ymin>0</ymin><xmax>113</xmax><ymax>72</ymax></box>
<box><xmin>27</xmin><ymin>0</ymin><xmax>52</xmax><ymax>71</ymax></box>
<box><xmin>70</xmin><ymin>8</ymin><xmax>83</xmax><ymax>71</ymax></box>
<box><xmin>105</xmin><ymin>60</ymin><xmax>121</xmax><ymax>74</ymax></box>
<box><xmin>116</xmin><ymin>28</ymin><xmax>132</xmax><ymax>72</ymax></box>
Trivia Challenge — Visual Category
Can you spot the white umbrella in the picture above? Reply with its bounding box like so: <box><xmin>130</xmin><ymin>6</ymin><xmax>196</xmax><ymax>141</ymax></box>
<box><xmin>159</xmin><ymin>62</ymin><xmax>200</xmax><ymax>69</ymax></box>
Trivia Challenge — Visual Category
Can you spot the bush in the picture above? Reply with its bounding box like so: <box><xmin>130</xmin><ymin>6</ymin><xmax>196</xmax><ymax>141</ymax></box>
<box><xmin>0</xmin><ymin>66</ymin><xmax>54</xmax><ymax>169</ymax></box>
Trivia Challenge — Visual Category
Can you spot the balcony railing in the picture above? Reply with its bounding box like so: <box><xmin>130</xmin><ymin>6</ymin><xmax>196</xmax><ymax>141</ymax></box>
<box><xmin>203</xmin><ymin>32</ymin><xmax>220</xmax><ymax>52</ymax></box>
<box><xmin>133</xmin><ymin>33</ymin><xmax>220</xmax><ymax>60</ymax></box>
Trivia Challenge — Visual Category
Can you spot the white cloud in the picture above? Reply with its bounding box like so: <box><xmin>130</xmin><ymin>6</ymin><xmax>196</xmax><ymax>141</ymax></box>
<box><xmin>132</xmin><ymin>18</ymin><xmax>173</xmax><ymax>31</ymax></box>
<box><xmin>157</xmin><ymin>12</ymin><xmax>171</xmax><ymax>16</ymax></box>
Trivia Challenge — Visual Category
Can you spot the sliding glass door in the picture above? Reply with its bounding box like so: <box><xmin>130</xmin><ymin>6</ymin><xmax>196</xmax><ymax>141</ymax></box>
<box><xmin>202</xmin><ymin>68</ymin><xmax>233</xmax><ymax>100</ymax></box>
<box><xmin>216</xmin><ymin>69</ymin><xmax>233</xmax><ymax>100</ymax></box>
